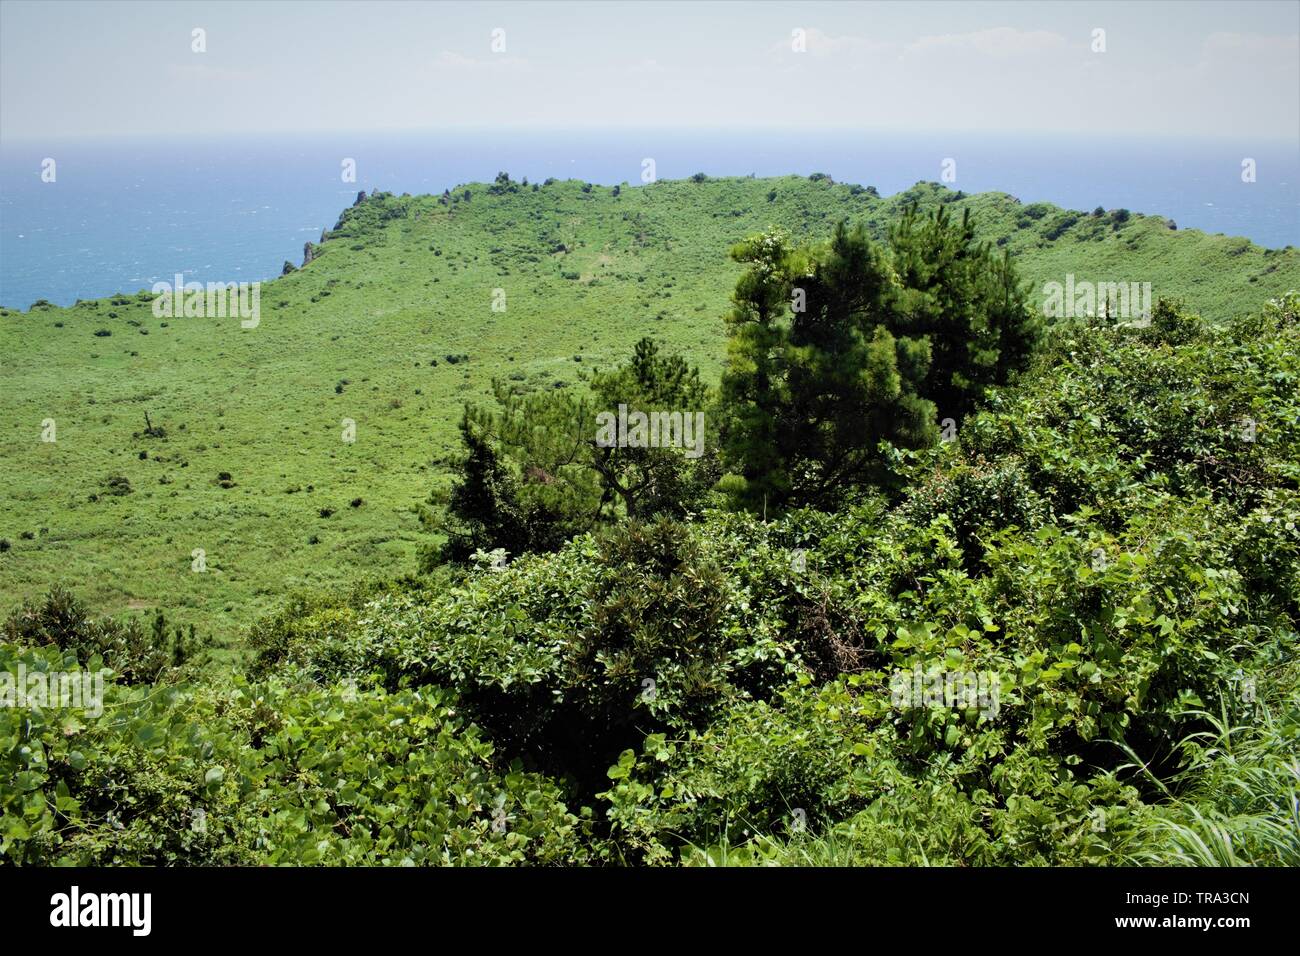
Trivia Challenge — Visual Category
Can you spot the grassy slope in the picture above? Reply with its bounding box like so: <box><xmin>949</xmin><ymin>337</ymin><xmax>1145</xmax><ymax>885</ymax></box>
<box><xmin>2</xmin><ymin>175</ymin><xmax>1297</xmax><ymax>649</ymax></box>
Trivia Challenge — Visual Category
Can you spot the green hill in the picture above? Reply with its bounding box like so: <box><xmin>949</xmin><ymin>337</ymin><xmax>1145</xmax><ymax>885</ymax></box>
<box><xmin>2</xmin><ymin>175</ymin><xmax>1297</xmax><ymax>649</ymax></box>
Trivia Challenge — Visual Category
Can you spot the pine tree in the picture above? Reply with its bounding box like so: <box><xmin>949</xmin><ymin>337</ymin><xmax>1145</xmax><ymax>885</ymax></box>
<box><xmin>718</xmin><ymin>230</ymin><xmax>798</xmax><ymax>510</ymax></box>
<box><xmin>888</xmin><ymin>204</ymin><xmax>1038</xmax><ymax>420</ymax></box>
<box><xmin>589</xmin><ymin>337</ymin><xmax>715</xmax><ymax>518</ymax></box>
<box><xmin>425</xmin><ymin>412</ymin><xmax>532</xmax><ymax>563</ymax></box>
<box><xmin>719</xmin><ymin>224</ymin><xmax>936</xmax><ymax>511</ymax></box>
<box><xmin>719</xmin><ymin>208</ymin><xmax>1036</xmax><ymax>513</ymax></box>
<box><xmin>429</xmin><ymin>340</ymin><xmax>714</xmax><ymax>562</ymax></box>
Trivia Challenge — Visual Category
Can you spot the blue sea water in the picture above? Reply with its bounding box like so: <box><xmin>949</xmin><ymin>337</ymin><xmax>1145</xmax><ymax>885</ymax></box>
<box><xmin>1</xmin><ymin>129</ymin><xmax>1297</xmax><ymax>310</ymax></box>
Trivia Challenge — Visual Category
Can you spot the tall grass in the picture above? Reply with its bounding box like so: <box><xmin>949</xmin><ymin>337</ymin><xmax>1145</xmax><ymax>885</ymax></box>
<box><xmin>1120</xmin><ymin>668</ymin><xmax>1300</xmax><ymax>866</ymax></box>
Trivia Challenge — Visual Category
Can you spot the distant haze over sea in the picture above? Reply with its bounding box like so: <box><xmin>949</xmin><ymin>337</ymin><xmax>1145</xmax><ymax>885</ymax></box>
<box><xmin>1</xmin><ymin>129</ymin><xmax>1297</xmax><ymax>309</ymax></box>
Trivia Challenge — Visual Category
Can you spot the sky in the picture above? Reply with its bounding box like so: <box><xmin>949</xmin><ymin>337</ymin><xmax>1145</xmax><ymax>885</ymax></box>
<box><xmin>1</xmin><ymin>0</ymin><xmax>1297</xmax><ymax>141</ymax></box>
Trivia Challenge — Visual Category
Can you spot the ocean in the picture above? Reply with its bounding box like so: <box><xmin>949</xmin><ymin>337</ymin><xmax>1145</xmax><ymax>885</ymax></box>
<box><xmin>1</xmin><ymin>129</ymin><xmax>1297</xmax><ymax>310</ymax></box>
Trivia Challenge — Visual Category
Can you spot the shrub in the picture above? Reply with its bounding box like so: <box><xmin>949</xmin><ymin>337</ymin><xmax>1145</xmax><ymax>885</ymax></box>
<box><xmin>101</xmin><ymin>476</ymin><xmax>132</xmax><ymax>497</ymax></box>
<box><xmin>2</xmin><ymin>586</ymin><xmax>174</xmax><ymax>684</ymax></box>
<box><xmin>897</xmin><ymin>455</ymin><xmax>1046</xmax><ymax>569</ymax></box>
<box><xmin>0</xmin><ymin>655</ymin><xmax>594</xmax><ymax>865</ymax></box>
<box><xmin>1042</xmin><ymin>212</ymin><xmax>1080</xmax><ymax>241</ymax></box>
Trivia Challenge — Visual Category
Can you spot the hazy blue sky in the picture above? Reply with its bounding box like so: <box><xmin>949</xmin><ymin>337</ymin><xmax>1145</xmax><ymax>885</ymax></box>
<box><xmin>2</xmin><ymin>0</ymin><xmax>1297</xmax><ymax>140</ymax></box>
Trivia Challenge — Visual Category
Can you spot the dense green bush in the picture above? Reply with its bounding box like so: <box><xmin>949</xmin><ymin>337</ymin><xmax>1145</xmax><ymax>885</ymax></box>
<box><xmin>1</xmin><ymin>645</ymin><xmax>592</xmax><ymax>865</ymax></box>
<box><xmin>2</xmin><ymin>586</ymin><xmax>186</xmax><ymax>684</ymax></box>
